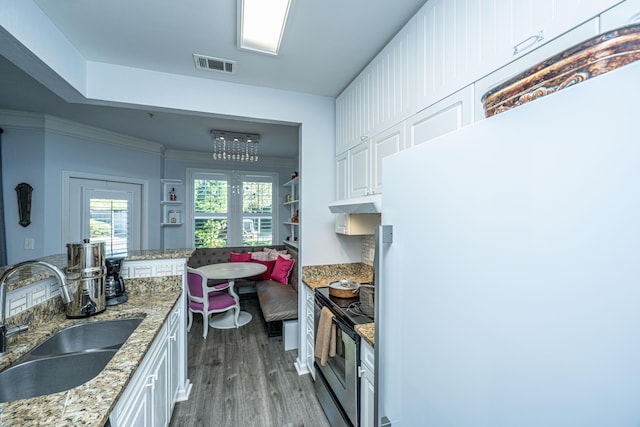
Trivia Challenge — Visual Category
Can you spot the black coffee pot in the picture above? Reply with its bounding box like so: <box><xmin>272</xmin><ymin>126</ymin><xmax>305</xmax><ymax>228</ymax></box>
<box><xmin>105</xmin><ymin>257</ymin><xmax>127</xmax><ymax>306</ymax></box>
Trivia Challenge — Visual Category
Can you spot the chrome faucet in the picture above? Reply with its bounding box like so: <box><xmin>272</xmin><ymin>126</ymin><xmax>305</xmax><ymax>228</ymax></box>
<box><xmin>0</xmin><ymin>260</ymin><xmax>73</xmax><ymax>354</ymax></box>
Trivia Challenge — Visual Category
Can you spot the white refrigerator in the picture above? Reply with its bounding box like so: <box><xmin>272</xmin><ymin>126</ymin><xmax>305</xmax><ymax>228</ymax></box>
<box><xmin>377</xmin><ymin>61</ymin><xmax>640</xmax><ymax>426</ymax></box>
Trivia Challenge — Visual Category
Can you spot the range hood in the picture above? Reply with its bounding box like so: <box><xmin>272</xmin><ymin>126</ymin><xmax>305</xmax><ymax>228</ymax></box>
<box><xmin>328</xmin><ymin>195</ymin><xmax>382</xmax><ymax>214</ymax></box>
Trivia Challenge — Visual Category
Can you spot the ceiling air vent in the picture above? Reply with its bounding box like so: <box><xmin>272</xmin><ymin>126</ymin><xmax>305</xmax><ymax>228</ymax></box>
<box><xmin>193</xmin><ymin>54</ymin><xmax>235</xmax><ymax>74</ymax></box>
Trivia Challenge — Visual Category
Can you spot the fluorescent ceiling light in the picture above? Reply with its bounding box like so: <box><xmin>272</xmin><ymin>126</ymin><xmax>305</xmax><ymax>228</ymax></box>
<box><xmin>239</xmin><ymin>0</ymin><xmax>291</xmax><ymax>55</ymax></box>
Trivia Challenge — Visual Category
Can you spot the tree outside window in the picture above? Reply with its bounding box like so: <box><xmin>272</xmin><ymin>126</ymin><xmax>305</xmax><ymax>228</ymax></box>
<box><xmin>193</xmin><ymin>173</ymin><xmax>274</xmax><ymax>248</ymax></box>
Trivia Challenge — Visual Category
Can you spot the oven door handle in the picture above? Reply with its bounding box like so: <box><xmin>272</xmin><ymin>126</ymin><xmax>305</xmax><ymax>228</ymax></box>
<box><xmin>332</xmin><ymin>315</ymin><xmax>358</xmax><ymax>341</ymax></box>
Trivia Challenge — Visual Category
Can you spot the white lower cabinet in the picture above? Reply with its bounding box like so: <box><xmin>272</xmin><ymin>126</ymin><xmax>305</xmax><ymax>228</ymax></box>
<box><xmin>359</xmin><ymin>340</ymin><xmax>375</xmax><ymax>427</ymax></box>
<box><xmin>110</xmin><ymin>297</ymin><xmax>184</xmax><ymax>427</ymax></box>
<box><xmin>304</xmin><ymin>286</ymin><xmax>315</xmax><ymax>379</ymax></box>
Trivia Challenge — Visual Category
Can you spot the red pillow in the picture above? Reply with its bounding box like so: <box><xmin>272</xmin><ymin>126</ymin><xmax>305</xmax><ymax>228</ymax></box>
<box><xmin>270</xmin><ymin>255</ymin><xmax>295</xmax><ymax>285</ymax></box>
<box><xmin>247</xmin><ymin>259</ymin><xmax>276</xmax><ymax>280</ymax></box>
<box><xmin>230</xmin><ymin>252</ymin><xmax>251</xmax><ymax>262</ymax></box>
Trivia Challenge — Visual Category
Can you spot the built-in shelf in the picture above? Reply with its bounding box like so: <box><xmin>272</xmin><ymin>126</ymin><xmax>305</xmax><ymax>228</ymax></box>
<box><xmin>284</xmin><ymin>240</ymin><xmax>299</xmax><ymax>249</ymax></box>
<box><xmin>161</xmin><ymin>179</ymin><xmax>183</xmax><ymax>227</ymax></box>
<box><xmin>283</xmin><ymin>176</ymin><xmax>299</xmax><ymax>247</ymax></box>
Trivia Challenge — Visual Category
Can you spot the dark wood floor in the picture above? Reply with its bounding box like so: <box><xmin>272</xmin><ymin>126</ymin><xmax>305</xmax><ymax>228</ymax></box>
<box><xmin>169</xmin><ymin>296</ymin><xmax>331</xmax><ymax>427</ymax></box>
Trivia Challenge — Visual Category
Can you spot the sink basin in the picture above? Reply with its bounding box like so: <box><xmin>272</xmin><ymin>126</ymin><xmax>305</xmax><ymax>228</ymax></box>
<box><xmin>30</xmin><ymin>317</ymin><xmax>144</xmax><ymax>356</ymax></box>
<box><xmin>0</xmin><ymin>350</ymin><xmax>117</xmax><ymax>403</ymax></box>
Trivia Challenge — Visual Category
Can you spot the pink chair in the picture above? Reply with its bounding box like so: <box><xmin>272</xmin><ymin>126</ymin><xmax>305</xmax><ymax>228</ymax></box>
<box><xmin>186</xmin><ymin>267</ymin><xmax>238</xmax><ymax>339</ymax></box>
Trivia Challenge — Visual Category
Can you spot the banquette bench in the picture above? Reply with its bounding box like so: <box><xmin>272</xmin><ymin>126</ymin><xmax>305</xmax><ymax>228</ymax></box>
<box><xmin>188</xmin><ymin>245</ymin><xmax>298</xmax><ymax>337</ymax></box>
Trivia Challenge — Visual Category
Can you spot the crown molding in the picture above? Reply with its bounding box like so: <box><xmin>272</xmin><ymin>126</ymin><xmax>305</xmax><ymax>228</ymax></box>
<box><xmin>0</xmin><ymin>109</ymin><xmax>164</xmax><ymax>155</ymax></box>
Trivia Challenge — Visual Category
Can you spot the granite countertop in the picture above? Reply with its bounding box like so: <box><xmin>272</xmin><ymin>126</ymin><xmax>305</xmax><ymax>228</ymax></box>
<box><xmin>301</xmin><ymin>262</ymin><xmax>374</xmax><ymax>291</ymax></box>
<box><xmin>0</xmin><ymin>285</ymin><xmax>182</xmax><ymax>426</ymax></box>
<box><xmin>1</xmin><ymin>249</ymin><xmax>194</xmax><ymax>292</ymax></box>
<box><xmin>355</xmin><ymin>323</ymin><xmax>375</xmax><ymax>347</ymax></box>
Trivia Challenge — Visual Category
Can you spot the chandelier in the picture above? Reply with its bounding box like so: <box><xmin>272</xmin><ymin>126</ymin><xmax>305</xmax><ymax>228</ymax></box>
<box><xmin>210</xmin><ymin>130</ymin><xmax>260</xmax><ymax>162</ymax></box>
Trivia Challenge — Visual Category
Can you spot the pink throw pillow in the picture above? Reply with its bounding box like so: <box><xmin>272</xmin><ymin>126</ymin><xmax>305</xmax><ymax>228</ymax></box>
<box><xmin>248</xmin><ymin>259</ymin><xmax>276</xmax><ymax>280</ymax></box>
<box><xmin>270</xmin><ymin>255</ymin><xmax>295</xmax><ymax>284</ymax></box>
<box><xmin>230</xmin><ymin>252</ymin><xmax>251</xmax><ymax>262</ymax></box>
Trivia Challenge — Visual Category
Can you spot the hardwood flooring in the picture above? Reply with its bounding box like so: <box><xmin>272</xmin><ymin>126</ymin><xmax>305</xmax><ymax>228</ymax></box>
<box><xmin>169</xmin><ymin>297</ymin><xmax>331</xmax><ymax>427</ymax></box>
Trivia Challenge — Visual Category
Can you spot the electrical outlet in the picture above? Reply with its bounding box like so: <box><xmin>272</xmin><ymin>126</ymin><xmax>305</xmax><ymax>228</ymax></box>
<box><xmin>24</xmin><ymin>238</ymin><xmax>34</xmax><ymax>250</ymax></box>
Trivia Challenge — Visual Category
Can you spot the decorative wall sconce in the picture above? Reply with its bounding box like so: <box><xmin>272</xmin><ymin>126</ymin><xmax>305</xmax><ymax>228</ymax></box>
<box><xmin>15</xmin><ymin>183</ymin><xmax>33</xmax><ymax>227</ymax></box>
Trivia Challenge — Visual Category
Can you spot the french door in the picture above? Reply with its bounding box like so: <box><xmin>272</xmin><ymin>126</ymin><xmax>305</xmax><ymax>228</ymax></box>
<box><xmin>66</xmin><ymin>177</ymin><xmax>142</xmax><ymax>256</ymax></box>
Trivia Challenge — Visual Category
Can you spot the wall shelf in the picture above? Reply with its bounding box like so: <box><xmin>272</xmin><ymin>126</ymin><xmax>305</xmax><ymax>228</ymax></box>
<box><xmin>161</xmin><ymin>179</ymin><xmax>183</xmax><ymax>227</ymax></box>
<box><xmin>283</xmin><ymin>176</ymin><xmax>299</xmax><ymax>246</ymax></box>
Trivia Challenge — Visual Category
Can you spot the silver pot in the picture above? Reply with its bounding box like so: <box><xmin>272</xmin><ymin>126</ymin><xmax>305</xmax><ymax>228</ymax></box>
<box><xmin>64</xmin><ymin>240</ymin><xmax>106</xmax><ymax>318</ymax></box>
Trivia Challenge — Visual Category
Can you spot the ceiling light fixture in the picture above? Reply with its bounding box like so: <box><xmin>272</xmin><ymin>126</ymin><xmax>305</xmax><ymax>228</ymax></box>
<box><xmin>238</xmin><ymin>0</ymin><xmax>292</xmax><ymax>55</ymax></box>
<box><xmin>210</xmin><ymin>130</ymin><xmax>260</xmax><ymax>162</ymax></box>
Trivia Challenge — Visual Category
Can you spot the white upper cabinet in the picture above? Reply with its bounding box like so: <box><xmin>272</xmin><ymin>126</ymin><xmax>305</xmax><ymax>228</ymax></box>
<box><xmin>600</xmin><ymin>0</ymin><xmax>640</xmax><ymax>31</ymax></box>
<box><xmin>416</xmin><ymin>0</ymin><xmax>623</xmax><ymax>111</ymax></box>
<box><xmin>408</xmin><ymin>85</ymin><xmax>474</xmax><ymax>148</ymax></box>
<box><xmin>348</xmin><ymin>141</ymin><xmax>371</xmax><ymax>198</ymax></box>
<box><xmin>371</xmin><ymin>122</ymin><xmax>405</xmax><ymax>194</ymax></box>
<box><xmin>336</xmin><ymin>152</ymin><xmax>348</xmax><ymax>201</ymax></box>
<box><xmin>336</xmin><ymin>17</ymin><xmax>416</xmax><ymax>155</ymax></box>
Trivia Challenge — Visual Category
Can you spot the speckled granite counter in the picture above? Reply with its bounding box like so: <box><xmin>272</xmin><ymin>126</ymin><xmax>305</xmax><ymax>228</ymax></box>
<box><xmin>0</xmin><ymin>283</ymin><xmax>182</xmax><ymax>427</ymax></box>
<box><xmin>355</xmin><ymin>323</ymin><xmax>375</xmax><ymax>347</ymax></box>
<box><xmin>301</xmin><ymin>262</ymin><xmax>373</xmax><ymax>291</ymax></box>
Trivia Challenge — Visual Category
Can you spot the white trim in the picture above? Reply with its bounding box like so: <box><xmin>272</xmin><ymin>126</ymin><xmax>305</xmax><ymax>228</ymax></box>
<box><xmin>61</xmin><ymin>171</ymin><xmax>149</xmax><ymax>250</ymax></box>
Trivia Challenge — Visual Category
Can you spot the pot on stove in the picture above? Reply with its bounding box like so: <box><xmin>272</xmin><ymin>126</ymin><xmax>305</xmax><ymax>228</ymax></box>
<box><xmin>328</xmin><ymin>279</ymin><xmax>360</xmax><ymax>298</ymax></box>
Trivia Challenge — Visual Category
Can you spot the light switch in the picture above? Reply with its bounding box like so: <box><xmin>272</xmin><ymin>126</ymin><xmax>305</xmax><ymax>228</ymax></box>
<box><xmin>24</xmin><ymin>238</ymin><xmax>35</xmax><ymax>250</ymax></box>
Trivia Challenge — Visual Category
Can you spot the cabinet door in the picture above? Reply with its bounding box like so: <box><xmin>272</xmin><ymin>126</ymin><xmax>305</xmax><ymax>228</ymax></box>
<box><xmin>408</xmin><ymin>85</ymin><xmax>474</xmax><ymax>148</ymax></box>
<box><xmin>600</xmin><ymin>0</ymin><xmax>640</xmax><ymax>31</ymax></box>
<box><xmin>417</xmin><ymin>0</ymin><xmax>483</xmax><ymax>110</ymax></box>
<box><xmin>360</xmin><ymin>340</ymin><xmax>375</xmax><ymax>427</ymax></box>
<box><xmin>336</xmin><ymin>152</ymin><xmax>348</xmax><ymax>201</ymax></box>
<box><xmin>118</xmin><ymin>386</ymin><xmax>151</xmax><ymax>427</ymax></box>
<box><xmin>368</xmin><ymin>17</ymin><xmax>417</xmax><ymax>133</ymax></box>
<box><xmin>168</xmin><ymin>308</ymin><xmax>180</xmax><ymax>409</ymax></box>
<box><xmin>337</xmin><ymin>17</ymin><xmax>416</xmax><ymax>154</ymax></box>
<box><xmin>474</xmin><ymin>19</ymin><xmax>598</xmax><ymax>120</ymax></box>
<box><xmin>371</xmin><ymin>123</ymin><xmax>405</xmax><ymax>195</ymax></box>
<box><xmin>151</xmin><ymin>345</ymin><xmax>170</xmax><ymax>427</ymax></box>
<box><xmin>348</xmin><ymin>141</ymin><xmax>372</xmax><ymax>198</ymax></box>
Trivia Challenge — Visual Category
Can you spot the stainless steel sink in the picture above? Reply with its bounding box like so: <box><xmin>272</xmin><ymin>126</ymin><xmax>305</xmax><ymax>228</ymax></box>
<box><xmin>0</xmin><ymin>350</ymin><xmax>117</xmax><ymax>403</ymax></box>
<box><xmin>0</xmin><ymin>316</ymin><xmax>144</xmax><ymax>403</ymax></box>
<box><xmin>30</xmin><ymin>317</ymin><xmax>143</xmax><ymax>356</ymax></box>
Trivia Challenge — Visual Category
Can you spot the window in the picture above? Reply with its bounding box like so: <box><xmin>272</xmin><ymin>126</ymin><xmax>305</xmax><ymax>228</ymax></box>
<box><xmin>192</xmin><ymin>171</ymin><xmax>275</xmax><ymax>248</ymax></box>
<box><xmin>89</xmin><ymin>198</ymin><xmax>129</xmax><ymax>256</ymax></box>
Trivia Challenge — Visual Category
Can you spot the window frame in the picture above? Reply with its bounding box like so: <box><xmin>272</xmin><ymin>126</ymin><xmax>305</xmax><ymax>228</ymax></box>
<box><xmin>187</xmin><ymin>168</ymin><xmax>279</xmax><ymax>248</ymax></box>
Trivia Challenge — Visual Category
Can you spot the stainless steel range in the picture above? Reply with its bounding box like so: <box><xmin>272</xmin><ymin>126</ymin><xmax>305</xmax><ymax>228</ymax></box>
<box><xmin>314</xmin><ymin>285</ymin><xmax>374</xmax><ymax>427</ymax></box>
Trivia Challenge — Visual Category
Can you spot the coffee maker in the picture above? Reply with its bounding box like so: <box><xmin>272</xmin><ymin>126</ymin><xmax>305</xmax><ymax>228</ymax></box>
<box><xmin>105</xmin><ymin>257</ymin><xmax>127</xmax><ymax>306</ymax></box>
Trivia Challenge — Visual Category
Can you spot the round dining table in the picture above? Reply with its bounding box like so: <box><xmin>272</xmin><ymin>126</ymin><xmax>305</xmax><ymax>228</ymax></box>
<box><xmin>197</xmin><ymin>262</ymin><xmax>267</xmax><ymax>329</ymax></box>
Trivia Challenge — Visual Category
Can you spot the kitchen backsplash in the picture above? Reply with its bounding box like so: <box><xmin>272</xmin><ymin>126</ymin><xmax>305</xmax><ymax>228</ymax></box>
<box><xmin>362</xmin><ymin>235</ymin><xmax>375</xmax><ymax>266</ymax></box>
